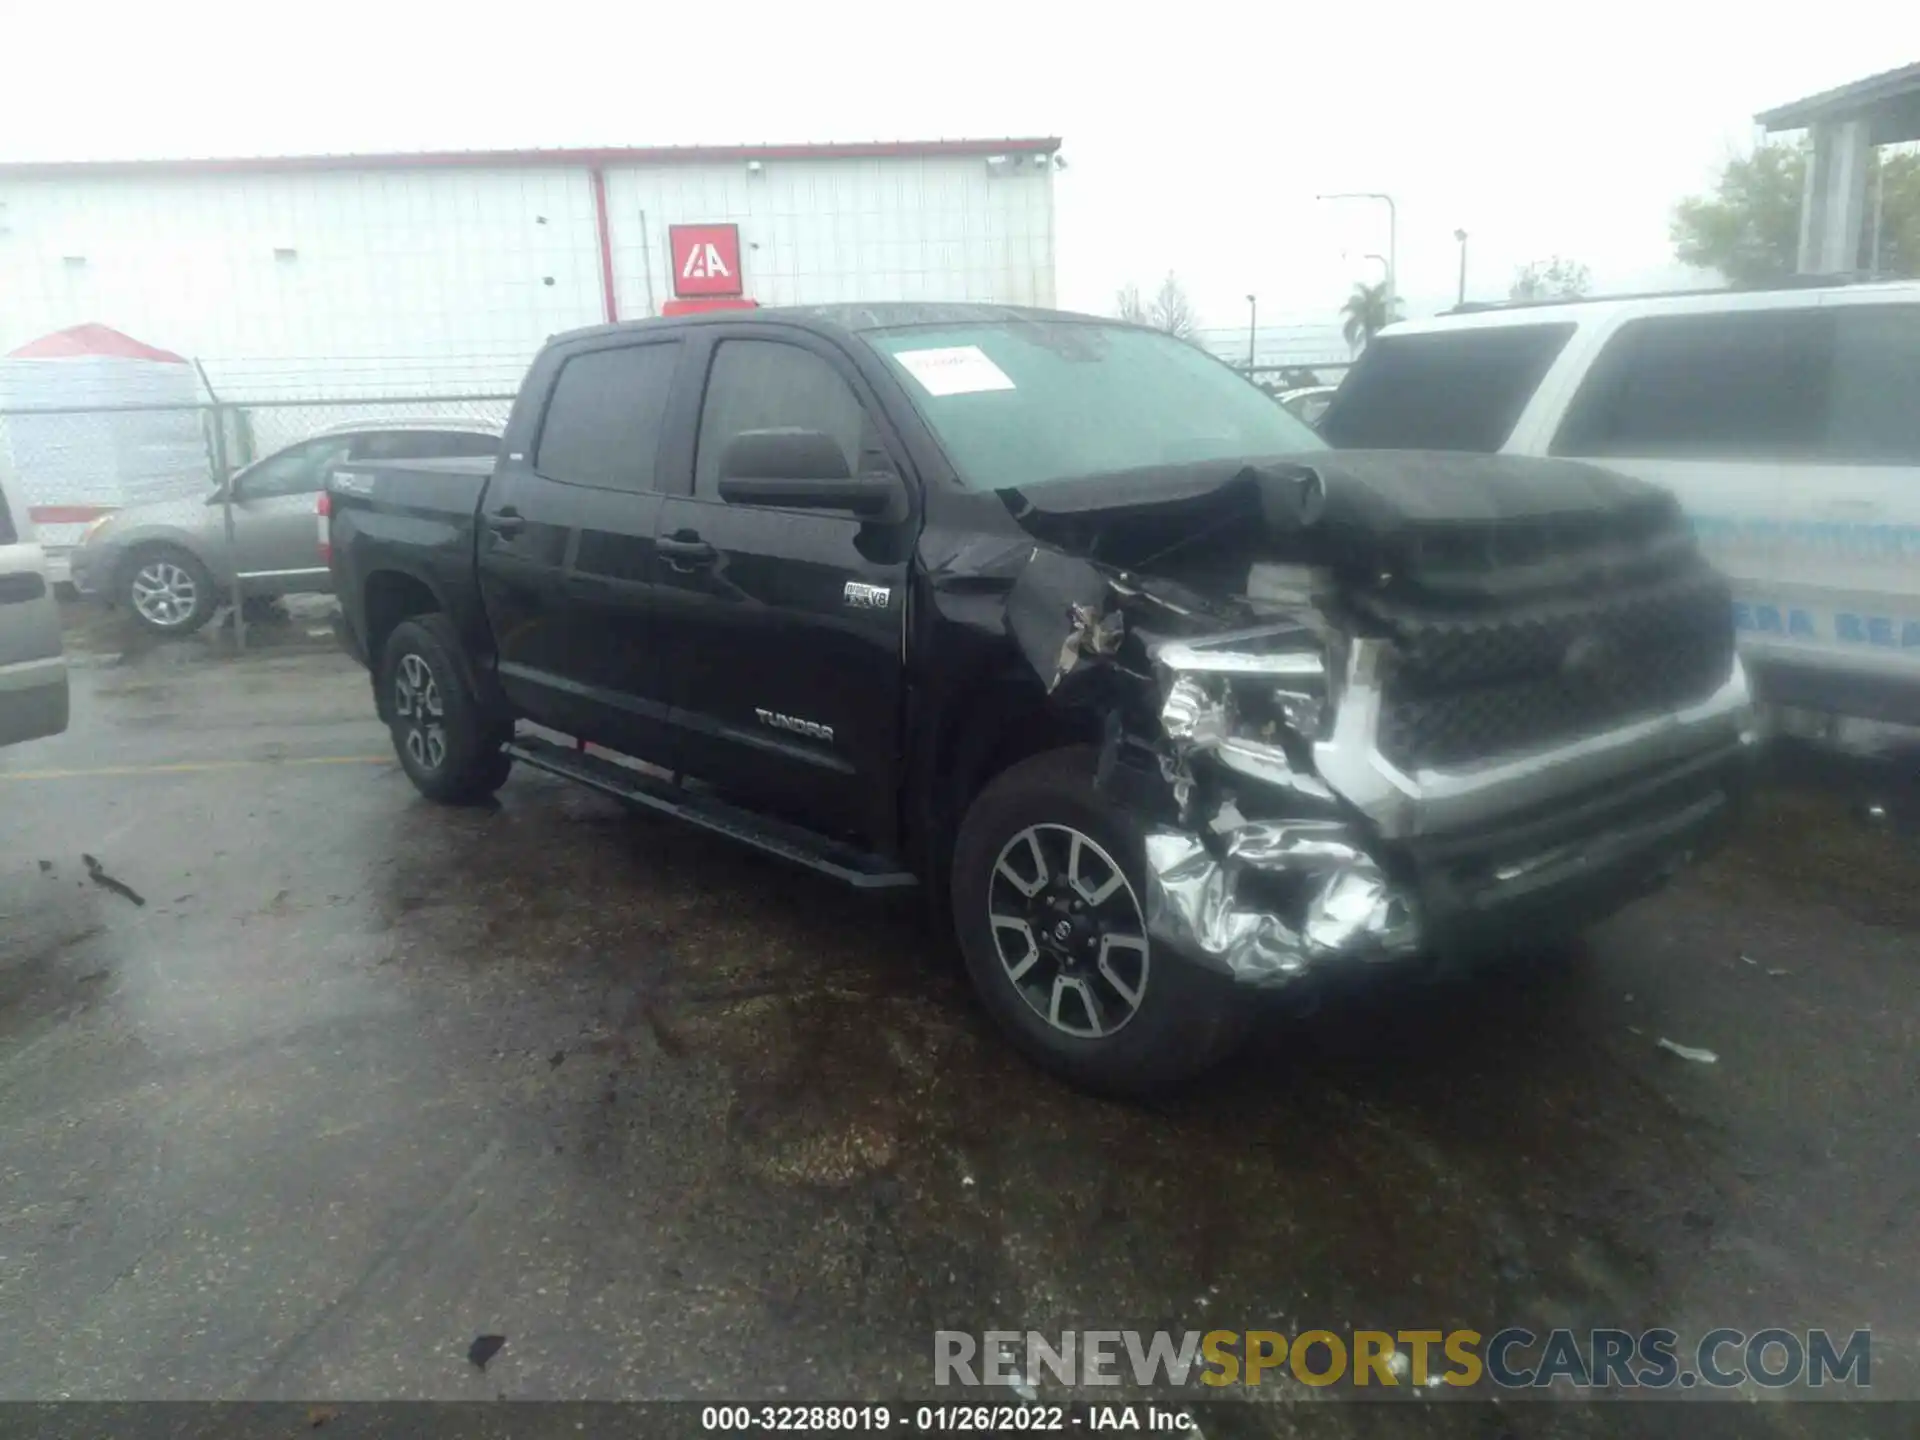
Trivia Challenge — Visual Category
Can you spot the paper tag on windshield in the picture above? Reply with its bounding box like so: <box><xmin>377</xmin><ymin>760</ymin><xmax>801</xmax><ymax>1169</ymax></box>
<box><xmin>892</xmin><ymin>345</ymin><xmax>1016</xmax><ymax>397</ymax></box>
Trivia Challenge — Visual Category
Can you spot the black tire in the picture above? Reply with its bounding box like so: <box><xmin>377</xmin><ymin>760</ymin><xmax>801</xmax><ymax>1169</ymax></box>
<box><xmin>119</xmin><ymin>544</ymin><xmax>216</xmax><ymax>636</ymax></box>
<box><xmin>951</xmin><ymin>745</ymin><xmax>1252</xmax><ymax>1096</ymax></box>
<box><xmin>378</xmin><ymin>615</ymin><xmax>513</xmax><ymax>804</ymax></box>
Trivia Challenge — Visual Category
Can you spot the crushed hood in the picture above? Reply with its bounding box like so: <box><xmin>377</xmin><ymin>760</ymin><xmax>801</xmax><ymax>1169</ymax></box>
<box><xmin>998</xmin><ymin>450</ymin><xmax>1689</xmax><ymax>598</ymax></box>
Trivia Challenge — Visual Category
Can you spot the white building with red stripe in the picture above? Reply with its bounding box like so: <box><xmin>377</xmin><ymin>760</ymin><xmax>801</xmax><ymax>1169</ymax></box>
<box><xmin>0</xmin><ymin>139</ymin><xmax>1062</xmax><ymax>399</ymax></box>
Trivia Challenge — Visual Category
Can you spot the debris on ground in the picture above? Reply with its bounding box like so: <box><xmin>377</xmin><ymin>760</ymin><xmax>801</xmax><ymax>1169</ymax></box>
<box><xmin>548</xmin><ymin>1050</ymin><xmax>565</xmax><ymax>1068</ymax></box>
<box><xmin>38</xmin><ymin>859</ymin><xmax>52</xmax><ymax>873</ymax></box>
<box><xmin>306</xmin><ymin>1406</ymin><xmax>337</xmax><ymax>1429</ymax></box>
<box><xmin>467</xmin><ymin>1334</ymin><xmax>506</xmax><ymax>1371</ymax></box>
<box><xmin>81</xmin><ymin>854</ymin><xmax>145</xmax><ymax>907</ymax></box>
<box><xmin>1656</xmin><ymin>1038</ymin><xmax>1719</xmax><ymax>1065</ymax></box>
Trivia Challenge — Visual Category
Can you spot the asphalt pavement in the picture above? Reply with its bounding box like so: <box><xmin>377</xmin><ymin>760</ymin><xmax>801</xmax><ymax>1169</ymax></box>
<box><xmin>2</xmin><ymin>603</ymin><xmax>1915</xmax><ymax>1437</ymax></box>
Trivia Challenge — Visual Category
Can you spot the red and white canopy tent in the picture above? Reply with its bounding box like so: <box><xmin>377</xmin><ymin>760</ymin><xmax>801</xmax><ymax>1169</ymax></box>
<box><xmin>0</xmin><ymin>323</ymin><xmax>211</xmax><ymax>568</ymax></box>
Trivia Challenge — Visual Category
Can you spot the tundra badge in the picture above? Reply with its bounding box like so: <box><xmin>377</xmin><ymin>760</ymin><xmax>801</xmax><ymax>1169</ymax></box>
<box><xmin>843</xmin><ymin>581</ymin><xmax>892</xmax><ymax>610</ymax></box>
<box><xmin>756</xmin><ymin>709</ymin><xmax>834</xmax><ymax>743</ymax></box>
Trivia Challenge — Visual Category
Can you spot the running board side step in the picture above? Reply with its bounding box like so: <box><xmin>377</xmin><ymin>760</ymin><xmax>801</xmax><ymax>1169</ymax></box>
<box><xmin>505</xmin><ymin>735</ymin><xmax>917</xmax><ymax>891</ymax></box>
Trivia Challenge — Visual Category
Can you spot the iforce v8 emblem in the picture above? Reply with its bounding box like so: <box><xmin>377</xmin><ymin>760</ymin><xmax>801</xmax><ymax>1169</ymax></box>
<box><xmin>843</xmin><ymin>581</ymin><xmax>892</xmax><ymax>610</ymax></box>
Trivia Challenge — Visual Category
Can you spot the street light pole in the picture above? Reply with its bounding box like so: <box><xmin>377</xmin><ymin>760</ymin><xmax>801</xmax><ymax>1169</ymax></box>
<box><xmin>1319</xmin><ymin>191</ymin><xmax>1397</xmax><ymax>311</ymax></box>
<box><xmin>1453</xmin><ymin>228</ymin><xmax>1468</xmax><ymax>306</ymax></box>
<box><xmin>1245</xmin><ymin>293</ymin><xmax>1257</xmax><ymax>370</ymax></box>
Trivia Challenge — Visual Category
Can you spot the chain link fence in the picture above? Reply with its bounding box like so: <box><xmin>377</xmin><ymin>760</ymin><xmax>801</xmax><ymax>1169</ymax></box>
<box><xmin>0</xmin><ymin>392</ymin><xmax>513</xmax><ymax>552</ymax></box>
<box><xmin>1233</xmin><ymin>360</ymin><xmax>1352</xmax><ymax>393</ymax></box>
<box><xmin>0</xmin><ymin>393</ymin><xmax>513</xmax><ymax>647</ymax></box>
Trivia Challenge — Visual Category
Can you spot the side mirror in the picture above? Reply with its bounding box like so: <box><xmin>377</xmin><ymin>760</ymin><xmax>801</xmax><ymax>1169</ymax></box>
<box><xmin>717</xmin><ymin>428</ymin><xmax>903</xmax><ymax>519</ymax></box>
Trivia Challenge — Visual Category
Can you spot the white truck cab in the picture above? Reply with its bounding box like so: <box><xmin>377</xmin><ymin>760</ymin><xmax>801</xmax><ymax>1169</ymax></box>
<box><xmin>0</xmin><ymin>468</ymin><xmax>70</xmax><ymax>749</ymax></box>
<box><xmin>1318</xmin><ymin>280</ymin><xmax>1920</xmax><ymax>724</ymax></box>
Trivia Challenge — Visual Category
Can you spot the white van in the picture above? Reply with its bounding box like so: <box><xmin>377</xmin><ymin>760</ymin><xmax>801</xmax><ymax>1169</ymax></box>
<box><xmin>0</xmin><ymin>466</ymin><xmax>70</xmax><ymax>749</ymax></box>
<box><xmin>1317</xmin><ymin>280</ymin><xmax>1920</xmax><ymax>724</ymax></box>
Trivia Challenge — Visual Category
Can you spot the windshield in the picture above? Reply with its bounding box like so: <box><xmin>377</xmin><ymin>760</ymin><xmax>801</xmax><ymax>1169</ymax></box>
<box><xmin>1316</xmin><ymin>324</ymin><xmax>1576</xmax><ymax>453</ymax></box>
<box><xmin>866</xmin><ymin>321</ymin><xmax>1323</xmax><ymax>489</ymax></box>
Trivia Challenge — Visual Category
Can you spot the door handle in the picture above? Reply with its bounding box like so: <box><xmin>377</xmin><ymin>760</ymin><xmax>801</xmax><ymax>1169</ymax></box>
<box><xmin>657</xmin><ymin>534</ymin><xmax>717</xmax><ymax>570</ymax></box>
<box><xmin>487</xmin><ymin>506</ymin><xmax>525</xmax><ymax>540</ymax></box>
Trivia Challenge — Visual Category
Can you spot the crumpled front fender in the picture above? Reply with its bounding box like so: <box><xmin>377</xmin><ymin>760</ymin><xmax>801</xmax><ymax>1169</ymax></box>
<box><xmin>997</xmin><ymin>542</ymin><xmax>1423</xmax><ymax>987</ymax></box>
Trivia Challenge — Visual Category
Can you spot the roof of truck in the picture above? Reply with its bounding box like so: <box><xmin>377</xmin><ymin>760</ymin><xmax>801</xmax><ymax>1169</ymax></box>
<box><xmin>548</xmin><ymin>302</ymin><xmax>1113</xmax><ymax>349</ymax></box>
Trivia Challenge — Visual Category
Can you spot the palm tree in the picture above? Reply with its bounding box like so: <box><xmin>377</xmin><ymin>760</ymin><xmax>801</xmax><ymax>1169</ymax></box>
<box><xmin>1340</xmin><ymin>281</ymin><xmax>1401</xmax><ymax>354</ymax></box>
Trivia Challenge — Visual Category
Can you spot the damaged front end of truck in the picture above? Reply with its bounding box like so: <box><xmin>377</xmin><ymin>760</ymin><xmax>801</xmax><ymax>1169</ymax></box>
<box><xmin>987</xmin><ymin>450</ymin><xmax>1761</xmax><ymax>989</ymax></box>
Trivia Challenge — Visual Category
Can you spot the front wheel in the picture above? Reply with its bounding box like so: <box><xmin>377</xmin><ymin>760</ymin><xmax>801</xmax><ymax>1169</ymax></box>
<box><xmin>121</xmin><ymin>545</ymin><xmax>216</xmax><ymax>635</ymax></box>
<box><xmin>950</xmin><ymin>746</ymin><xmax>1252</xmax><ymax>1096</ymax></box>
<box><xmin>378</xmin><ymin>615</ymin><xmax>512</xmax><ymax>804</ymax></box>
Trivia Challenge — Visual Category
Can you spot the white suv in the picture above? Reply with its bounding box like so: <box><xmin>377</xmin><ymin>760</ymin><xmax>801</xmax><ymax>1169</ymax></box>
<box><xmin>0</xmin><ymin>467</ymin><xmax>69</xmax><ymax>748</ymax></box>
<box><xmin>1318</xmin><ymin>280</ymin><xmax>1920</xmax><ymax>725</ymax></box>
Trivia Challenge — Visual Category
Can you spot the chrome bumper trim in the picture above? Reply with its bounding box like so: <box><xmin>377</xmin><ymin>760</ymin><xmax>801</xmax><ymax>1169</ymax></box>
<box><xmin>1312</xmin><ymin>642</ymin><xmax>1758</xmax><ymax>840</ymax></box>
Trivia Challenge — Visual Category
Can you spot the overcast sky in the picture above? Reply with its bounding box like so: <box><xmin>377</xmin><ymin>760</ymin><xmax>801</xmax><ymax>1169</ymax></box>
<box><xmin>1</xmin><ymin>0</ymin><xmax>1908</xmax><ymax>334</ymax></box>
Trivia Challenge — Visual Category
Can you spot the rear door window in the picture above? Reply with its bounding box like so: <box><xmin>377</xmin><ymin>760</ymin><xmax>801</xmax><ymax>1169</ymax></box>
<box><xmin>1827</xmin><ymin>305</ymin><xmax>1920</xmax><ymax>464</ymax></box>
<box><xmin>1551</xmin><ymin>310</ymin><xmax>1829</xmax><ymax>460</ymax></box>
<box><xmin>1317</xmin><ymin>323</ymin><xmax>1574</xmax><ymax>453</ymax></box>
<box><xmin>241</xmin><ymin>437</ymin><xmax>353</xmax><ymax>499</ymax></box>
<box><xmin>535</xmin><ymin>342</ymin><xmax>682</xmax><ymax>492</ymax></box>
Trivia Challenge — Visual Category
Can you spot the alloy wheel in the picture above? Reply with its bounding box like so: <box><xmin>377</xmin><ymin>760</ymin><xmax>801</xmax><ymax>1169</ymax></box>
<box><xmin>392</xmin><ymin>653</ymin><xmax>447</xmax><ymax>771</ymax></box>
<box><xmin>129</xmin><ymin>561</ymin><xmax>199</xmax><ymax>628</ymax></box>
<box><xmin>987</xmin><ymin>823</ymin><xmax>1150</xmax><ymax>1038</ymax></box>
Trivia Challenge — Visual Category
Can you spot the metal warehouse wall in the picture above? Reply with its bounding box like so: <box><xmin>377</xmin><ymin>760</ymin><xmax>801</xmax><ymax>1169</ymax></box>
<box><xmin>601</xmin><ymin>155</ymin><xmax>1055</xmax><ymax>316</ymax></box>
<box><xmin>0</xmin><ymin>152</ymin><xmax>1055</xmax><ymax>400</ymax></box>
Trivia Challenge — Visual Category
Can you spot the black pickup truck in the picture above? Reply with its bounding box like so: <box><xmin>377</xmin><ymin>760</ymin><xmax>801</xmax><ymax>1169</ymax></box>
<box><xmin>328</xmin><ymin>303</ymin><xmax>1758</xmax><ymax>1094</ymax></box>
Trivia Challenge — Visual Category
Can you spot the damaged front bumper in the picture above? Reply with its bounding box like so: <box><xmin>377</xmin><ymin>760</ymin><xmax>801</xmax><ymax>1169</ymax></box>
<box><xmin>1141</xmin><ymin>637</ymin><xmax>1757</xmax><ymax>988</ymax></box>
<box><xmin>1135</xmin><ymin>723</ymin><xmax>1755</xmax><ymax>988</ymax></box>
<box><xmin>1004</xmin><ymin>549</ymin><xmax>1760</xmax><ymax>991</ymax></box>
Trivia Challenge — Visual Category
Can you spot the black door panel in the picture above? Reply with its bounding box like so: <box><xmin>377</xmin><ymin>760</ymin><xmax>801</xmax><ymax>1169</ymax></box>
<box><xmin>558</xmin><ymin>486</ymin><xmax>670</xmax><ymax>759</ymax></box>
<box><xmin>476</xmin><ymin>339</ymin><xmax>685</xmax><ymax>750</ymax></box>
<box><xmin>477</xmin><ymin>468</ymin><xmax>579</xmax><ymax>727</ymax></box>
<box><xmin>655</xmin><ymin>332</ymin><xmax>915</xmax><ymax>846</ymax></box>
<box><xmin>654</xmin><ymin>500</ymin><xmax>903</xmax><ymax>819</ymax></box>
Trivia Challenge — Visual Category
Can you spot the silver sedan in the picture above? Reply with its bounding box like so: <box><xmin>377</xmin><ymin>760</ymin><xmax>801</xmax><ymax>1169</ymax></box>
<box><xmin>70</xmin><ymin>419</ymin><xmax>499</xmax><ymax>635</ymax></box>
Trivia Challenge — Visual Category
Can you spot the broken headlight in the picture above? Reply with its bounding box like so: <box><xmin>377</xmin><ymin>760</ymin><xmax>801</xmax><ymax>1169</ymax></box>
<box><xmin>1152</xmin><ymin>625</ymin><xmax>1335</xmax><ymax>798</ymax></box>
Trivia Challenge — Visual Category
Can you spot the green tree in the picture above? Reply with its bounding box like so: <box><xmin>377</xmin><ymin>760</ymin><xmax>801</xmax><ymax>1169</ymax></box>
<box><xmin>1340</xmin><ymin>280</ymin><xmax>1401</xmax><ymax>354</ymax></box>
<box><xmin>1671</xmin><ymin>140</ymin><xmax>1920</xmax><ymax>283</ymax></box>
<box><xmin>1509</xmin><ymin>255</ymin><xmax>1592</xmax><ymax>301</ymax></box>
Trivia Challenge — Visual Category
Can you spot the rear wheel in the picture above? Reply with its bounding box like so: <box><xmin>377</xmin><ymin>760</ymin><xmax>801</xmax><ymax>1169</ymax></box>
<box><xmin>378</xmin><ymin>615</ymin><xmax>512</xmax><ymax>804</ymax></box>
<box><xmin>120</xmin><ymin>545</ymin><xmax>215</xmax><ymax>636</ymax></box>
<box><xmin>951</xmin><ymin>745</ymin><xmax>1251</xmax><ymax>1096</ymax></box>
